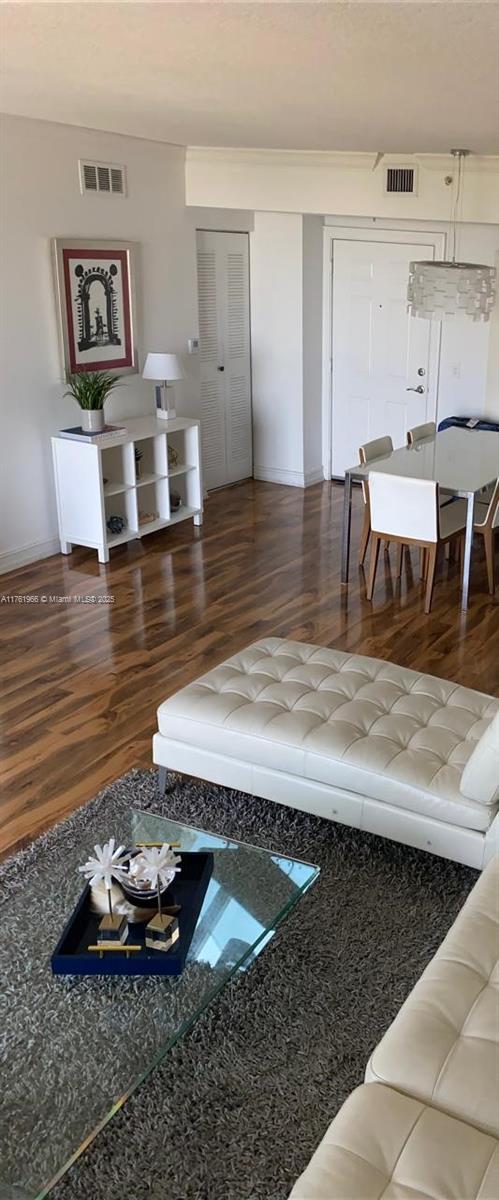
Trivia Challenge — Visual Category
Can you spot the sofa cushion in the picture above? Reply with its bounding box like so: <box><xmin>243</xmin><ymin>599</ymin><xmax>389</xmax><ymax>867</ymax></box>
<box><xmin>460</xmin><ymin>712</ymin><xmax>499</xmax><ymax>805</ymax></box>
<box><xmin>367</xmin><ymin>852</ymin><xmax>499</xmax><ymax>1137</ymax></box>
<box><xmin>157</xmin><ymin>639</ymin><xmax>499</xmax><ymax>832</ymax></box>
<box><xmin>289</xmin><ymin>1083</ymin><xmax>499</xmax><ymax>1200</ymax></box>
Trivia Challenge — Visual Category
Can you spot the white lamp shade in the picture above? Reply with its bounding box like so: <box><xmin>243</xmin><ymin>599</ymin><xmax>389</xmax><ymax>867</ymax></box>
<box><xmin>407</xmin><ymin>261</ymin><xmax>496</xmax><ymax>322</ymax></box>
<box><xmin>142</xmin><ymin>352</ymin><xmax>184</xmax><ymax>381</ymax></box>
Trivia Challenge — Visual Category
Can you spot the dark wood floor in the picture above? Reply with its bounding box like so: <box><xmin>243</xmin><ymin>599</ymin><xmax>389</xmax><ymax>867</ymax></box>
<box><xmin>1</xmin><ymin>479</ymin><xmax>498</xmax><ymax>859</ymax></box>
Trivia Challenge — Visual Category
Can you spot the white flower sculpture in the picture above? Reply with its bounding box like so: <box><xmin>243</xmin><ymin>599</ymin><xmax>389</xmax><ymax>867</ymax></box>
<box><xmin>130</xmin><ymin>844</ymin><xmax>181</xmax><ymax>915</ymax></box>
<box><xmin>79</xmin><ymin>838</ymin><xmax>130</xmax><ymax>916</ymax></box>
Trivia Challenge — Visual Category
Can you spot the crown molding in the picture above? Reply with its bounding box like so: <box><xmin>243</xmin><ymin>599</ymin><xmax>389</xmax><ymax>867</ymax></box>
<box><xmin>415</xmin><ymin>154</ymin><xmax>499</xmax><ymax>174</ymax></box>
<box><xmin>188</xmin><ymin>148</ymin><xmax>375</xmax><ymax>170</ymax></box>
<box><xmin>187</xmin><ymin>146</ymin><xmax>499</xmax><ymax>174</ymax></box>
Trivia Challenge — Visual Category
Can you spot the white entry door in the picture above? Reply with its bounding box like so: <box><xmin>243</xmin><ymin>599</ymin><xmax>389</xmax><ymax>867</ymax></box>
<box><xmin>331</xmin><ymin>238</ymin><xmax>439</xmax><ymax>477</ymax></box>
<box><xmin>196</xmin><ymin>230</ymin><xmax>252</xmax><ymax>490</ymax></box>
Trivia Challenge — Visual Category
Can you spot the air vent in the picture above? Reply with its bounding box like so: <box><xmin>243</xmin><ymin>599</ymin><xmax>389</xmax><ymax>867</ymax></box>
<box><xmin>79</xmin><ymin>159</ymin><xmax>127</xmax><ymax>196</ymax></box>
<box><xmin>384</xmin><ymin>165</ymin><xmax>417</xmax><ymax>195</ymax></box>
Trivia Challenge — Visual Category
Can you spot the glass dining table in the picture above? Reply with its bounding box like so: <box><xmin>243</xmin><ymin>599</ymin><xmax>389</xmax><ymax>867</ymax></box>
<box><xmin>341</xmin><ymin>426</ymin><xmax>499</xmax><ymax>610</ymax></box>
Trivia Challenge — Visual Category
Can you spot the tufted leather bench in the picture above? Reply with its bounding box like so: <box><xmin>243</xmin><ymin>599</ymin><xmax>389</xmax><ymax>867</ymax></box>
<box><xmin>153</xmin><ymin>638</ymin><xmax>499</xmax><ymax>869</ymax></box>
<box><xmin>290</xmin><ymin>852</ymin><xmax>499</xmax><ymax>1200</ymax></box>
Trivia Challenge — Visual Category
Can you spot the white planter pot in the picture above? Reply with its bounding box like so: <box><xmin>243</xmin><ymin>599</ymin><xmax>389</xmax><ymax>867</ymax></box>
<box><xmin>81</xmin><ymin>410</ymin><xmax>105</xmax><ymax>433</ymax></box>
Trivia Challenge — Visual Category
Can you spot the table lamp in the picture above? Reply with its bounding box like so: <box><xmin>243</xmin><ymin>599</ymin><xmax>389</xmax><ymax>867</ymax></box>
<box><xmin>142</xmin><ymin>352</ymin><xmax>184</xmax><ymax>420</ymax></box>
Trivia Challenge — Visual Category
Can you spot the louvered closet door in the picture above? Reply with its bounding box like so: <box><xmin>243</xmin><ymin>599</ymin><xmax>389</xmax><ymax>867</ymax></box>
<box><xmin>196</xmin><ymin>231</ymin><xmax>252</xmax><ymax>490</ymax></box>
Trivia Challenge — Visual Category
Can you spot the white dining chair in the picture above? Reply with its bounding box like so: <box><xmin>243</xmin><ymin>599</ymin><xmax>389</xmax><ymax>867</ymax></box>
<box><xmin>473</xmin><ymin>479</ymin><xmax>499</xmax><ymax>594</ymax></box>
<box><xmin>358</xmin><ymin>436</ymin><xmax>393</xmax><ymax>565</ymax></box>
<box><xmin>366</xmin><ymin>472</ymin><xmax>468</xmax><ymax>613</ymax></box>
<box><xmin>407</xmin><ymin>421</ymin><xmax>455</xmax><ymax>519</ymax></box>
<box><xmin>407</xmin><ymin>421</ymin><xmax>436</xmax><ymax>446</ymax></box>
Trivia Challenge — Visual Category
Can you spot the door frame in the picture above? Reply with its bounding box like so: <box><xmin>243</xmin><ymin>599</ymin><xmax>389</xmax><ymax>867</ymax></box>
<box><xmin>321</xmin><ymin>225</ymin><xmax>446</xmax><ymax>479</ymax></box>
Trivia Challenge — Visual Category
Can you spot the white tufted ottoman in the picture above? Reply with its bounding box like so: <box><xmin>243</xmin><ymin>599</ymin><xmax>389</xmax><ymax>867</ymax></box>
<box><xmin>153</xmin><ymin>638</ymin><xmax>499</xmax><ymax>869</ymax></box>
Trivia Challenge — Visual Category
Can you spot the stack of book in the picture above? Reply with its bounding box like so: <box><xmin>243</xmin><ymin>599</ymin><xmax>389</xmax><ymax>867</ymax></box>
<box><xmin>58</xmin><ymin>425</ymin><xmax>127</xmax><ymax>443</ymax></box>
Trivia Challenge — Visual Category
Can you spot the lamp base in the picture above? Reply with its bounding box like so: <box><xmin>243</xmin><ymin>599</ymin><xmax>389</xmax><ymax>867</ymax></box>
<box><xmin>155</xmin><ymin>383</ymin><xmax>176</xmax><ymax>421</ymax></box>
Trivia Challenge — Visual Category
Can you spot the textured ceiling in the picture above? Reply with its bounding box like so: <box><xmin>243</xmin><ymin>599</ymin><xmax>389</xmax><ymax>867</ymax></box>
<box><xmin>1</xmin><ymin>2</ymin><xmax>499</xmax><ymax>153</ymax></box>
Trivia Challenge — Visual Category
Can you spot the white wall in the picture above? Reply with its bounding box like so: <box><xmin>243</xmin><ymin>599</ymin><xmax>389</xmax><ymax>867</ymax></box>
<box><xmin>250</xmin><ymin>212</ymin><xmax>305</xmax><ymax>486</ymax></box>
<box><xmin>187</xmin><ymin>148</ymin><xmax>499</xmax><ymax>225</ymax></box>
<box><xmin>302</xmin><ymin>216</ymin><xmax>324</xmax><ymax>480</ymax></box>
<box><xmin>0</xmin><ymin>114</ymin><xmax>200</xmax><ymax>571</ymax></box>
<box><xmin>438</xmin><ymin>226</ymin><xmax>499</xmax><ymax>422</ymax></box>
<box><xmin>486</xmin><ymin>251</ymin><xmax>499</xmax><ymax>416</ymax></box>
<box><xmin>250</xmin><ymin>212</ymin><xmax>325</xmax><ymax>487</ymax></box>
<box><xmin>188</xmin><ymin>207</ymin><xmax>254</xmax><ymax>234</ymax></box>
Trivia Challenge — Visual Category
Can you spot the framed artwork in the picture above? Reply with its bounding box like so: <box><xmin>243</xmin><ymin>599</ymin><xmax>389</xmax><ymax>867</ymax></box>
<box><xmin>53</xmin><ymin>238</ymin><xmax>138</xmax><ymax>375</ymax></box>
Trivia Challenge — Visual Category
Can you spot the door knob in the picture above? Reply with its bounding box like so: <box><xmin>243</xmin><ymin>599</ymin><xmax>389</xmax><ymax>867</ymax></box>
<box><xmin>406</xmin><ymin>385</ymin><xmax>425</xmax><ymax>393</ymax></box>
<box><xmin>217</xmin><ymin>365</ymin><xmax>225</xmax><ymax>372</ymax></box>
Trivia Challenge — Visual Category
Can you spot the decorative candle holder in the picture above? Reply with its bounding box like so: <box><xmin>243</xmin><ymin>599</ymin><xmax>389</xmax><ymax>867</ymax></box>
<box><xmin>79</xmin><ymin>837</ymin><xmax>131</xmax><ymax>946</ymax></box>
<box><xmin>145</xmin><ymin>912</ymin><xmax>180</xmax><ymax>953</ymax></box>
<box><xmin>97</xmin><ymin>912</ymin><xmax>129</xmax><ymax>946</ymax></box>
<box><xmin>128</xmin><ymin>843</ymin><xmax>181</xmax><ymax>953</ymax></box>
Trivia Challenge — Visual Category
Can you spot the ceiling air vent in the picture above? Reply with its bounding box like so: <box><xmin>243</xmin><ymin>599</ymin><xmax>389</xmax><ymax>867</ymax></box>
<box><xmin>79</xmin><ymin>160</ymin><xmax>127</xmax><ymax>196</ymax></box>
<box><xmin>384</xmin><ymin>165</ymin><xmax>417</xmax><ymax>195</ymax></box>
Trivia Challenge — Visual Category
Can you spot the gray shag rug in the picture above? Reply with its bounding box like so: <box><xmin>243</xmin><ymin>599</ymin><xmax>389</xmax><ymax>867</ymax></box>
<box><xmin>2</xmin><ymin>769</ymin><xmax>477</xmax><ymax>1200</ymax></box>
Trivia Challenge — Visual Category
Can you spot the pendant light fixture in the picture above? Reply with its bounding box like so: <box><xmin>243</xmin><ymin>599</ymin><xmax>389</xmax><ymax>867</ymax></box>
<box><xmin>407</xmin><ymin>150</ymin><xmax>496</xmax><ymax>322</ymax></box>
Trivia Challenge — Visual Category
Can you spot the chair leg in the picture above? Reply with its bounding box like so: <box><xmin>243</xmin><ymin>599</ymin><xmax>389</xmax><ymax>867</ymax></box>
<box><xmin>396</xmin><ymin>543</ymin><xmax>404</xmax><ymax>577</ymax></box>
<box><xmin>424</xmin><ymin>545</ymin><xmax>438</xmax><ymax>613</ymax></box>
<box><xmin>483</xmin><ymin>528</ymin><xmax>496</xmax><ymax>594</ymax></box>
<box><xmin>358</xmin><ymin>505</ymin><xmax>371</xmax><ymax>566</ymax></box>
<box><xmin>366</xmin><ymin>534</ymin><xmax>381</xmax><ymax>601</ymax></box>
<box><xmin>419</xmin><ymin>548</ymin><xmax>427</xmax><ymax>581</ymax></box>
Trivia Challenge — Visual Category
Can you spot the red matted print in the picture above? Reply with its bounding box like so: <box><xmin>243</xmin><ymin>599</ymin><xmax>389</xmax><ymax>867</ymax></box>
<box><xmin>59</xmin><ymin>246</ymin><xmax>135</xmax><ymax>374</ymax></box>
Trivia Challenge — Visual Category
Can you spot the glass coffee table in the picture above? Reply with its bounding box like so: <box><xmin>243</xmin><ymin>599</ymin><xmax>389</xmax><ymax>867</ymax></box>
<box><xmin>1</xmin><ymin>810</ymin><xmax>319</xmax><ymax>1199</ymax></box>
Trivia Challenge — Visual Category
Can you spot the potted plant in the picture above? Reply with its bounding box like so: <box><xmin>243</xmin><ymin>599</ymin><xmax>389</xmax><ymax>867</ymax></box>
<box><xmin>64</xmin><ymin>370</ymin><xmax>121</xmax><ymax>433</ymax></box>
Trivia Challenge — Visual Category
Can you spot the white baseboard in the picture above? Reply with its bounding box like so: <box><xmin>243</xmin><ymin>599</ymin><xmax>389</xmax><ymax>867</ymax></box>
<box><xmin>0</xmin><ymin>536</ymin><xmax>60</xmax><ymax>575</ymax></box>
<box><xmin>304</xmin><ymin>467</ymin><xmax>325</xmax><ymax>487</ymax></box>
<box><xmin>254</xmin><ymin>465</ymin><xmax>324</xmax><ymax>489</ymax></box>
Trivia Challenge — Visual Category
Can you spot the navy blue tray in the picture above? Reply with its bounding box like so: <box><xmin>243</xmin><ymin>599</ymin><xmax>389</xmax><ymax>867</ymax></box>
<box><xmin>51</xmin><ymin>852</ymin><xmax>213</xmax><ymax>977</ymax></box>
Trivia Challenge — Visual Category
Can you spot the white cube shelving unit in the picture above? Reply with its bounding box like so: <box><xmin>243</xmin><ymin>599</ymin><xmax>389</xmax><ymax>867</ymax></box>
<box><xmin>52</xmin><ymin>416</ymin><xmax>203</xmax><ymax>563</ymax></box>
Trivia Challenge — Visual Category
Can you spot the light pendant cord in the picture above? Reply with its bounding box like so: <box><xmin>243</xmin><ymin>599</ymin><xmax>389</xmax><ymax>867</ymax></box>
<box><xmin>450</xmin><ymin>151</ymin><xmax>465</xmax><ymax>264</ymax></box>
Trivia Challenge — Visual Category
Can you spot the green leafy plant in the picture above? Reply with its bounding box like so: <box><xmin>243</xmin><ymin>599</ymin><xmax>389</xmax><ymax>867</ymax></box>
<box><xmin>64</xmin><ymin>371</ymin><xmax>121</xmax><ymax>411</ymax></box>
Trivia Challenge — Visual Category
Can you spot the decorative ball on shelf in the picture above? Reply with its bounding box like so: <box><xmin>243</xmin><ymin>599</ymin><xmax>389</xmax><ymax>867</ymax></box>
<box><xmin>106</xmin><ymin>514</ymin><xmax>127</xmax><ymax>535</ymax></box>
<box><xmin>170</xmin><ymin>491</ymin><xmax>182</xmax><ymax>512</ymax></box>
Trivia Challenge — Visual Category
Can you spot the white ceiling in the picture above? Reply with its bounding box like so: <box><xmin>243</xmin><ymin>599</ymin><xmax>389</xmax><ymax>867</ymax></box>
<box><xmin>1</xmin><ymin>1</ymin><xmax>499</xmax><ymax>154</ymax></box>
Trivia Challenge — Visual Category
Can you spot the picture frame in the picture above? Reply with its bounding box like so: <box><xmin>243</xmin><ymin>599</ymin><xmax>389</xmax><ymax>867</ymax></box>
<box><xmin>52</xmin><ymin>238</ymin><xmax>138</xmax><ymax>375</ymax></box>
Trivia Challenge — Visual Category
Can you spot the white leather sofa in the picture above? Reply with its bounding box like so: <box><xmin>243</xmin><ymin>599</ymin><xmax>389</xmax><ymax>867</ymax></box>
<box><xmin>289</xmin><ymin>852</ymin><xmax>499</xmax><ymax>1200</ymax></box>
<box><xmin>154</xmin><ymin>638</ymin><xmax>499</xmax><ymax>869</ymax></box>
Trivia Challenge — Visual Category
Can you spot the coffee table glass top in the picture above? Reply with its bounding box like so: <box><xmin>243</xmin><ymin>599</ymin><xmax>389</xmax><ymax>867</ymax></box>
<box><xmin>2</xmin><ymin>810</ymin><xmax>319</xmax><ymax>1200</ymax></box>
